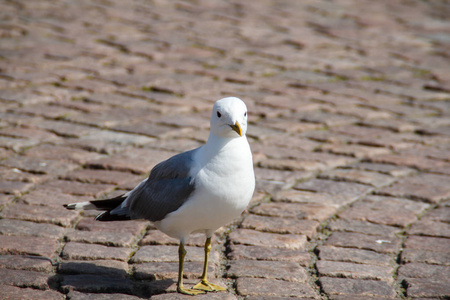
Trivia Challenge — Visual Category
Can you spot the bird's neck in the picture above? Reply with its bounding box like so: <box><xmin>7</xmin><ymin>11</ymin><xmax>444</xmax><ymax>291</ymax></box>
<box><xmin>201</xmin><ymin>133</ymin><xmax>247</xmax><ymax>161</ymax></box>
<box><xmin>207</xmin><ymin>132</ymin><xmax>240</xmax><ymax>148</ymax></box>
<box><xmin>192</xmin><ymin>133</ymin><xmax>252</xmax><ymax>178</ymax></box>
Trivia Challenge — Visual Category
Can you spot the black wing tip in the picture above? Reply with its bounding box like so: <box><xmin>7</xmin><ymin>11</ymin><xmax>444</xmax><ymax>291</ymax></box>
<box><xmin>95</xmin><ymin>211</ymin><xmax>131</xmax><ymax>222</ymax></box>
<box><xmin>63</xmin><ymin>203</ymin><xmax>74</xmax><ymax>210</ymax></box>
<box><xmin>90</xmin><ymin>195</ymin><xmax>127</xmax><ymax>210</ymax></box>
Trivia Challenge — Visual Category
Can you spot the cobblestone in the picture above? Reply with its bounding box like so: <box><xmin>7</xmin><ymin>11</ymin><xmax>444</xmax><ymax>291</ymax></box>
<box><xmin>133</xmin><ymin>261</ymin><xmax>213</xmax><ymax>281</ymax></box>
<box><xmin>0</xmin><ymin>180</ymin><xmax>35</xmax><ymax>196</ymax></box>
<box><xmin>235</xmin><ymin>278</ymin><xmax>318</xmax><ymax>298</ymax></box>
<box><xmin>67</xmin><ymin>290</ymin><xmax>141</xmax><ymax>300</ymax></box>
<box><xmin>0</xmin><ymin>268</ymin><xmax>53</xmax><ymax>290</ymax></box>
<box><xmin>377</xmin><ymin>173</ymin><xmax>450</xmax><ymax>203</ymax></box>
<box><xmin>0</xmin><ymin>203</ymin><xmax>79</xmax><ymax>227</ymax></box>
<box><xmin>60</xmin><ymin>274</ymin><xmax>133</xmax><ymax>294</ymax></box>
<box><xmin>403</xmin><ymin>235</ymin><xmax>450</xmax><ymax>253</ymax></box>
<box><xmin>85</xmin><ymin>148</ymin><xmax>177</xmax><ymax>174</ymax></box>
<box><xmin>0</xmin><ymin>235</ymin><xmax>59</xmax><ymax>258</ymax></box>
<box><xmin>61</xmin><ymin>242</ymin><xmax>133</xmax><ymax>262</ymax></box>
<box><xmin>401</xmin><ymin>249</ymin><xmax>450</xmax><ymax>266</ymax></box>
<box><xmin>75</xmin><ymin>218</ymin><xmax>148</xmax><ymax>235</ymax></box>
<box><xmin>316</xmin><ymin>260</ymin><xmax>393</xmax><ymax>282</ymax></box>
<box><xmin>327</xmin><ymin>219</ymin><xmax>400</xmax><ymax>237</ymax></box>
<box><xmin>43</xmin><ymin>179</ymin><xmax>116</xmax><ymax>198</ymax></box>
<box><xmin>19</xmin><ymin>187</ymin><xmax>88</xmax><ymax>208</ymax></box>
<box><xmin>408</xmin><ymin>219</ymin><xmax>450</xmax><ymax>238</ymax></box>
<box><xmin>229</xmin><ymin>229</ymin><xmax>307</xmax><ymax>250</ymax></box>
<box><xmin>251</xmin><ymin>202</ymin><xmax>337</xmax><ymax>221</ymax></box>
<box><xmin>324</xmin><ymin>231</ymin><xmax>402</xmax><ymax>254</ymax></box>
<box><xmin>151</xmin><ymin>292</ymin><xmax>236</xmax><ymax>300</ymax></box>
<box><xmin>0</xmin><ymin>0</ymin><xmax>449</xmax><ymax>298</ymax></box>
<box><xmin>0</xmin><ymin>285</ymin><xmax>64</xmax><ymax>300</ymax></box>
<box><xmin>1</xmin><ymin>156</ymin><xmax>78</xmax><ymax>176</ymax></box>
<box><xmin>317</xmin><ymin>246</ymin><xmax>394</xmax><ymax>267</ymax></box>
<box><xmin>338</xmin><ymin>195</ymin><xmax>429</xmax><ymax>227</ymax></box>
<box><xmin>398</xmin><ymin>263</ymin><xmax>450</xmax><ymax>280</ymax></box>
<box><xmin>0</xmin><ymin>255</ymin><xmax>54</xmax><ymax>273</ymax></box>
<box><xmin>228</xmin><ymin>245</ymin><xmax>310</xmax><ymax>266</ymax></box>
<box><xmin>320</xmin><ymin>277</ymin><xmax>397</xmax><ymax>298</ymax></box>
<box><xmin>404</xmin><ymin>277</ymin><xmax>450</xmax><ymax>298</ymax></box>
<box><xmin>130</xmin><ymin>245</ymin><xmax>212</xmax><ymax>263</ymax></box>
<box><xmin>294</xmin><ymin>179</ymin><xmax>374</xmax><ymax>205</ymax></box>
<box><xmin>0</xmin><ymin>218</ymin><xmax>65</xmax><ymax>239</ymax></box>
<box><xmin>64</xmin><ymin>229</ymin><xmax>136</xmax><ymax>247</ymax></box>
<box><xmin>319</xmin><ymin>167</ymin><xmax>396</xmax><ymax>187</ymax></box>
<box><xmin>58</xmin><ymin>260</ymin><xmax>129</xmax><ymax>278</ymax></box>
<box><xmin>227</xmin><ymin>260</ymin><xmax>308</xmax><ymax>282</ymax></box>
<box><xmin>62</xmin><ymin>169</ymin><xmax>142</xmax><ymax>186</ymax></box>
<box><xmin>241</xmin><ymin>214</ymin><xmax>319</xmax><ymax>237</ymax></box>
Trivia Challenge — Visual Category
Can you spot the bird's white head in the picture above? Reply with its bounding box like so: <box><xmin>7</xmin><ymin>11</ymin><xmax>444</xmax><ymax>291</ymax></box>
<box><xmin>210</xmin><ymin>97</ymin><xmax>248</xmax><ymax>138</ymax></box>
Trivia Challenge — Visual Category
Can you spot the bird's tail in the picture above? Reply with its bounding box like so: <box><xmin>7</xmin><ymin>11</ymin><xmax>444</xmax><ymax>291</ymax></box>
<box><xmin>63</xmin><ymin>194</ymin><xmax>130</xmax><ymax>221</ymax></box>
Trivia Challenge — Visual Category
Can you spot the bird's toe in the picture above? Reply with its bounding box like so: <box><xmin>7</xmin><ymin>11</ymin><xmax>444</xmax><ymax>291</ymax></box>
<box><xmin>193</xmin><ymin>280</ymin><xmax>227</xmax><ymax>292</ymax></box>
<box><xmin>177</xmin><ymin>285</ymin><xmax>206</xmax><ymax>295</ymax></box>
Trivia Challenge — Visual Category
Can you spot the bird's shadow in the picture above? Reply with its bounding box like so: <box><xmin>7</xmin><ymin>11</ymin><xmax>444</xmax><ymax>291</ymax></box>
<box><xmin>47</xmin><ymin>260</ymin><xmax>175</xmax><ymax>298</ymax></box>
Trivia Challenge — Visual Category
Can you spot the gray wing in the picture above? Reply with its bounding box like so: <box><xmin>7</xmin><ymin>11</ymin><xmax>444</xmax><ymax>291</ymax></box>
<box><xmin>121</xmin><ymin>148</ymin><xmax>197</xmax><ymax>222</ymax></box>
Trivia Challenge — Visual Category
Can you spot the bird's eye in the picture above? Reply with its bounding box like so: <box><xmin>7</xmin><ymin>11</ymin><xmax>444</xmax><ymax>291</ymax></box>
<box><xmin>217</xmin><ymin>111</ymin><xmax>221</xmax><ymax>118</ymax></box>
<box><xmin>244</xmin><ymin>112</ymin><xmax>247</xmax><ymax>117</ymax></box>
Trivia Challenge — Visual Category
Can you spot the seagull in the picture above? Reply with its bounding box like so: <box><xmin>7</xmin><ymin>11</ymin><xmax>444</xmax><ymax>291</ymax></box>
<box><xmin>64</xmin><ymin>97</ymin><xmax>255</xmax><ymax>295</ymax></box>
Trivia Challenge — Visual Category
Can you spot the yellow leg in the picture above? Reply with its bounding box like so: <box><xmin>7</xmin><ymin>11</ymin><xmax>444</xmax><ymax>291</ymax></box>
<box><xmin>193</xmin><ymin>237</ymin><xmax>227</xmax><ymax>292</ymax></box>
<box><xmin>177</xmin><ymin>242</ymin><xmax>205</xmax><ymax>295</ymax></box>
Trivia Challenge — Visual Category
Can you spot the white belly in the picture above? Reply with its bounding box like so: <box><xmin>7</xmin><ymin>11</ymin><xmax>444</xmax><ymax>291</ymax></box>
<box><xmin>157</xmin><ymin>159</ymin><xmax>254</xmax><ymax>241</ymax></box>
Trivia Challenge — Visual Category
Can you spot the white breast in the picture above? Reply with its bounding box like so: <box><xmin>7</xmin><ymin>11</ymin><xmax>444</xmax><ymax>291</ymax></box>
<box><xmin>157</xmin><ymin>137</ymin><xmax>255</xmax><ymax>241</ymax></box>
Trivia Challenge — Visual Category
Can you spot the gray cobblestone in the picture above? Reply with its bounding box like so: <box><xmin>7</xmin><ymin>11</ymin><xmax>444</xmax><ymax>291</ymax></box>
<box><xmin>0</xmin><ymin>268</ymin><xmax>53</xmax><ymax>290</ymax></box>
<box><xmin>60</xmin><ymin>274</ymin><xmax>133</xmax><ymax>294</ymax></box>
<box><xmin>318</xmin><ymin>168</ymin><xmax>396</xmax><ymax>188</ymax></box>
<box><xmin>227</xmin><ymin>260</ymin><xmax>308</xmax><ymax>282</ymax></box>
<box><xmin>228</xmin><ymin>245</ymin><xmax>310</xmax><ymax>266</ymax></box>
<box><xmin>316</xmin><ymin>260</ymin><xmax>393</xmax><ymax>282</ymax></box>
<box><xmin>0</xmin><ymin>219</ymin><xmax>65</xmax><ymax>239</ymax></box>
<box><xmin>317</xmin><ymin>246</ymin><xmax>393</xmax><ymax>267</ymax></box>
<box><xmin>401</xmin><ymin>249</ymin><xmax>450</xmax><ymax>266</ymax></box>
<box><xmin>324</xmin><ymin>231</ymin><xmax>402</xmax><ymax>254</ymax></box>
<box><xmin>377</xmin><ymin>173</ymin><xmax>450</xmax><ymax>203</ymax></box>
<box><xmin>0</xmin><ymin>285</ymin><xmax>64</xmax><ymax>300</ymax></box>
<box><xmin>0</xmin><ymin>255</ymin><xmax>54</xmax><ymax>273</ymax></box>
<box><xmin>338</xmin><ymin>195</ymin><xmax>429</xmax><ymax>227</ymax></box>
<box><xmin>130</xmin><ymin>245</ymin><xmax>213</xmax><ymax>264</ymax></box>
<box><xmin>236</xmin><ymin>278</ymin><xmax>318</xmax><ymax>298</ymax></box>
<box><xmin>229</xmin><ymin>229</ymin><xmax>307</xmax><ymax>250</ymax></box>
<box><xmin>67</xmin><ymin>290</ymin><xmax>141</xmax><ymax>300</ymax></box>
<box><xmin>241</xmin><ymin>214</ymin><xmax>319</xmax><ymax>237</ymax></box>
<box><xmin>133</xmin><ymin>261</ymin><xmax>214</xmax><ymax>281</ymax></box>
<box><xmin>58</xmin><ymin>260</ymin><xmax>128</xmax><ymax>278</ymax></box>
<box><xmin>0</xmin><ymin>203</ymin><xmax>79</xmax><ymax>227</ymax></box>
<box><xmin>65</xmin><ymin>229</ymin><xmax>136</xmax><ymax>247</ymax></box>
<box><xmin>251</xmin><ymin>202</ymin><xmax>337</xmax><ymax>221</ymax></box>
<box><xmin>61</xmin><ymin>242</ymin><xmax>133</xmax><ymax>262</ymax></box>
<box><xmin>320</xmin><ymin>277</ymin><xmax>396</xmax><ymax>298</ymax></box>
<box><xmin>327</xmin><ymin>219</ymin><xmax>401</xmax><ymax>237</ymax></box>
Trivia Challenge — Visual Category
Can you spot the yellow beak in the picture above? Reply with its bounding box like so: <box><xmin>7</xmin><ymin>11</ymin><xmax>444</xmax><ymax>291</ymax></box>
<box><xmin>229</xmin><ymin>121</ymin><xmax>242</xmax><ymax>136</ymax></box>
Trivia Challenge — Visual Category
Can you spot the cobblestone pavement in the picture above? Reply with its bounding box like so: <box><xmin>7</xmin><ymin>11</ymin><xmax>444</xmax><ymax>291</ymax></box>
<box><xmin>0</xmin><ymin>0</ymin><xmax>449</xmax><ymax>299</ymax></box>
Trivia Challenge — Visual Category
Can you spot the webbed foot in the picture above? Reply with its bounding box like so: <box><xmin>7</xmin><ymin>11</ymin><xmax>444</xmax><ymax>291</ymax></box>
<box><xmin>193</xmin><ymin>280</ymin><xmax>227</xmax><ymax>292</ymax></box>
<box><xmin>177</xmin><ymin>285</ymin><xmax>206</xmax><ymax>295</ymax></box>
